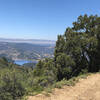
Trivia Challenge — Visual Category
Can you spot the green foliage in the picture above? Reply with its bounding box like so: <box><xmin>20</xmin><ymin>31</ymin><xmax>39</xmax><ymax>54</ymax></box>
<box><xmin>56</xmin><ymin>53</ymin><xmax>75</xmax><ymax>80</ymax></box>
<box><xmin>0</xmin><ymin>72</ymin><xmax>25</xmax><ymax>100</ymax></box>
<box><xmin>1</xmin><ymin>14</ymin><xmax>100</xmax><ymax>99</ymax></box>
<box><xmin>0</xmin><ymin>58</ymin><xmax>34</xmax><ymax>100</ymax></box>
<box><xmin>0</xmin><ymin>57</ymin><xmax>56</xmax><ymax>100</ymax></box>
<box><xmin>53</xmin><ymin>73</ymin><xmax>89</xmax><ymax>89</ymax></box>
<box><xmin>54</xmin><ymin>14</ymin><xmax>100</xmax><ymax>80</ymax></box>
<box><xmin>33</xmin><ymin>59</ymin><xmax>57</xmax><ymax>87</ymax></box>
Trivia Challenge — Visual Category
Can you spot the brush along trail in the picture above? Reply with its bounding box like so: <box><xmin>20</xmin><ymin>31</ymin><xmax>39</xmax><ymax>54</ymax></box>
<box><xmin>28</xmin><ymin>73</ymin><xmax>100</xmax><ymax>100</ymax></box>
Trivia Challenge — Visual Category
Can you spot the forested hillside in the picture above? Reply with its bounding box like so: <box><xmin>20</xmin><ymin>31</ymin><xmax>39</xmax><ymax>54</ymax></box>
<box><xmin>1</xmin><ymin>14</ymin><xmax>100</xmax><ymax>100</ymax></box>
<box><xmin>0</xmin><ymin>57</ymin><xmax>30</xmax><ymax>100</ymax></box>
<box><xmin>33</xmin><ymin>14</ymin><xmax>100</xmax><ymax>84</ymax></box>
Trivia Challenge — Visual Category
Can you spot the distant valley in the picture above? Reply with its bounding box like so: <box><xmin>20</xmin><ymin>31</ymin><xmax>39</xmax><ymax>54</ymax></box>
<box><xmin>0</xmin><ymin>38</ymin><xmax>55</xmax><ymax>61</ymax></box>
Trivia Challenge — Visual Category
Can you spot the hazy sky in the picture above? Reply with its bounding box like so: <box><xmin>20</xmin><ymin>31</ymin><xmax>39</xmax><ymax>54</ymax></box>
<box><xmin>0</xmin><ymin>0</ymin><xmax>100</xmax><ymax>40</ymax></box>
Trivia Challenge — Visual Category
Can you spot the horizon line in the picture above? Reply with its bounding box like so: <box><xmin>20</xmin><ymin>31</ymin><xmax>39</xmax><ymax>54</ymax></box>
<box><xmin>0</xmin><ymin>37</ymin><xmax>56</xmax><ymax>41</ymax></box>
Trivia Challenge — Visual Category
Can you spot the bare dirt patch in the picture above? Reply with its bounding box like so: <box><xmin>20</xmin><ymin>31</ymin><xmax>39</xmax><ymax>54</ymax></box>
<box><xmin>28</xmin><ymin>73</ymin><xmax>100</xmax><ymax>100</ymax></box>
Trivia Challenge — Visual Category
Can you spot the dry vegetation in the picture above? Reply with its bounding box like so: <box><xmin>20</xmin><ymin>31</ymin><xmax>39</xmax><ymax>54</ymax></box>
<box><xmin>28</xmin><ymin>73</ymin><xmax>100</xmax><ymax>100</ymax></box>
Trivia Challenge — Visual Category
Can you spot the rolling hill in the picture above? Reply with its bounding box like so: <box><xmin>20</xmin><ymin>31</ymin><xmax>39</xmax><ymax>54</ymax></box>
<box><xmin>0</xmin><ymin>38</ymin><xmax>55</xmax><ymax>60</ymax></box>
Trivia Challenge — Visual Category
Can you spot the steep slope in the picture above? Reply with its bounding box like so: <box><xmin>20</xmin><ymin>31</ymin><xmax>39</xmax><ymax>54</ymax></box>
<box><xmin>28</xmin><ymin>73</ymin><xmax>100</xmax><ymax>100</ymax></box>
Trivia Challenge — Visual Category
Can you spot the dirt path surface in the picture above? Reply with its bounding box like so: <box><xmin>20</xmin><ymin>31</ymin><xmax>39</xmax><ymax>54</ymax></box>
<box><xmin>28</xmin><ymin>74</ymin><xmax>100</xmax><ymax>100</ymax></box>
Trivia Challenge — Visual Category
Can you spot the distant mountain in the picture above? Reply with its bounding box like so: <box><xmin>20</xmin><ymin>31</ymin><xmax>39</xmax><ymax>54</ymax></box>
<box><xmin>0</xmin><ymin>41</ymin><xmax>54</xmax><ymax>60</ymax></box>
<box><xmin>0</xmin><ymin>38</ymin><xmax>55</xmax><ymax>60</ymax></box>
<box><xmin>0</xmin><ymin>38</ymin><xmax>55</xmax><ymax>46</ymax></box>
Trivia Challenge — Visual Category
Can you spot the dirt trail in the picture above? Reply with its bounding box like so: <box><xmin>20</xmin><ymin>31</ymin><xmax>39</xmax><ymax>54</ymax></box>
<box><xmin>28</xmin><ymin>74</ymin><xmax>100</xmax><ymax>100</ymax></box>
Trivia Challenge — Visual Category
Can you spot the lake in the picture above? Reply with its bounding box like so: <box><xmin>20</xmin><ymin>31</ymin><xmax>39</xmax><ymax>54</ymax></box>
<box><xmin>14</xmin><ymin>60</ymin><xmax>38</xmax><ymax>65</ymax></box>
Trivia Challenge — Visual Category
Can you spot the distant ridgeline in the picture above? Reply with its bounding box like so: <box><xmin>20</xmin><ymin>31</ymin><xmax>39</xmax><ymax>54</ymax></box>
<box><xmin>0</xmin><ymin>41</ymin><xmax>55</xmax><ymax>60</ymax></box>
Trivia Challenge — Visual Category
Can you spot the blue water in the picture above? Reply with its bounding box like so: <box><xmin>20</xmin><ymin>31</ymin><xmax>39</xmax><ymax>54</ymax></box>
<box><xmin>14</xmin><ymin>60</ymin><xmax>38</xmax><ymax>65</ymax></box>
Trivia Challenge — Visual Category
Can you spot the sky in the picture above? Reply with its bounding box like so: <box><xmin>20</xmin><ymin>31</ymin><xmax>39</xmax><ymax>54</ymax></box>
<box><xmin>0</xmin><ymin>0</ymin><xmax>100</xmax><ymax>40</ymax></box>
